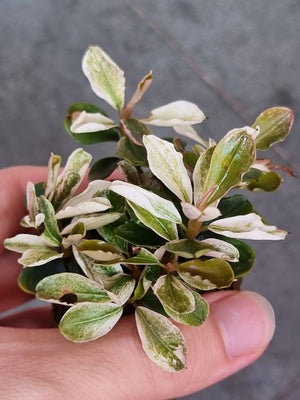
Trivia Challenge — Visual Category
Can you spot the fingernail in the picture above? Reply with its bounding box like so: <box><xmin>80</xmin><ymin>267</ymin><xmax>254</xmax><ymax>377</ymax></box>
<box><xmin>211</xmin><ymin>291</ymin><xmax>275</xmax><ymax>358</ymax></box>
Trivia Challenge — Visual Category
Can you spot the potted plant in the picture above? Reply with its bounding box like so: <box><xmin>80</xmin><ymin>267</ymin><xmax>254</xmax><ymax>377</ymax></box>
<box><xmin>4</xmin><ymin>46</ymin><xmax>294</xmax><ymax>372</ymax></box>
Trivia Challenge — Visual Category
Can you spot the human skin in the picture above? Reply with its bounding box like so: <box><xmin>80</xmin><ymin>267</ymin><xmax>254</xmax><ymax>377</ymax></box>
<box><xmin>0</xmin><ymin>166</ymin><xmax>275</xmax><ymax>400</ymax></box>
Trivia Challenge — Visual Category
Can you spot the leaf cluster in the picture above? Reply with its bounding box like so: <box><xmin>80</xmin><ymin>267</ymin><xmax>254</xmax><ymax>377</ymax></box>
<box><xmin>4</xmin><ymin>46</ymin><xmax>294</xmax><ymax>372</ymax></box>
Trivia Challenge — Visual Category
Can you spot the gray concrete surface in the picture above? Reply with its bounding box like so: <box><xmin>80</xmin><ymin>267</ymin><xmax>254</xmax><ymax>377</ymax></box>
<box><xmin>0</xmin><ymin>1</ymin><xmax>299</xmax><ymax>399</ymax></box>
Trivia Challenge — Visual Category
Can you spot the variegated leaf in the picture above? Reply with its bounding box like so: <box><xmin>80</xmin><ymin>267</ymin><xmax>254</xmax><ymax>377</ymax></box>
<box><xmin>45</xmin><ymin>153</ymin><xmax>61</xmax><ymax>200</ymax></box>
<box><xmin>36</xmin><ymin>273</ymin><xmax>110</xmax><ymax>305</ymax></box>
<box><xmin>55</xmin><ymin>198</ymin><xmax>111</xmax><ymax>219</ymax></box>
<box><xmin>173</xmin><ymin>125</ymin><xmax>209</xmax><ymax>147</ymax></box>
<box><xmin>202</xmin><ymin>238</ymin><xmax>240</xmax><ymax>262</ymax></box>
<box><xmin>62</xmin><ymin>180</ymin><xmax>111</xmax><ymax>208</ymax></box>
<box><xmin>59</xmin><ymin>302</ymin><xmax>123</xmax><ymax>342</ymax></box>
<box><xmin>153</xmin><ymin>275</ymin><xmax>195</xmax><ymax>314</ymax></box>
<box><xmin>102</xmin><ymin>273</ymin><xmax>135</xmax><ymax>305</ymax></box>
<box><xmin>4</xmin><ymin>234</ymin><xmax>52</xmax><ymax>253</ymax></box>
<box><xmin>110</xmin><ymin>180</ymin><xmax>182</xmax><ymax>223</ymax></box>
<box><xmin>38</xmin><ymin>196</ymin><xmax>62</xmax><ymax>246</ymax></box>
<box><xmin>208</xmin><ymin>213</ymin><xmax>287</xmax><ymax>240</ymax></box>
<box><xmin>143</xmin><ymin>135</ymin><xmax>192</xmax><ymax>202</ymax></box>
<box><xmin>82</xmin><ymin>46</ymin><xmax>125</xmax><ymax>111</ymax></box>
<box><xmin>192</xmin><ymin>146</ymin><xmax>215</xmax><ymax>205</ymax></box>
<box><xmin>141</xmin><ymin>100</ymin><xmax>205</xmax><ymax>127</ymax></box>
<box><xmin>61</xmin><ymin>212</ymin><xmax>122</xmax><ymax>234</ymax></box>
<box><xmin>165</xmin><ymin>239</ymin><xmax>213</xmax><ymax>258</ymax></box>
<box><xmin>135</xmin><ymin>306</ymin><xmax>187</xmax><ymax>372</ymax></box>
<box><xmin>77</xmin><ymin>240</ymin><xmax>124</xmax><ymax>264</ymax></box>
<box><xmin>18</xmin><ymin>248</ymin><xmax>63</xmax><ymax>267</ymax></box>
<box><xmin>70</xmin><ymin>111</ymin><xmax>117</xmax><ymax>133</ymax></box>
<box><xmin>122</xmin><ymin>248</ymin><xmax>159</xmax><ymax>265</ymax></box>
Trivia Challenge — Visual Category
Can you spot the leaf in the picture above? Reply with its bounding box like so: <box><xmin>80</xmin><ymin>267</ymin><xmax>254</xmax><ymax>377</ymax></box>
<box><xmin>70</xmin><ymin>111</ymin><xmax>117</xmax><ymax>133</ymax></box>
<box><xmin>135</xmin><ymin>306</ymin><xmax>186</xmax><ymax>372</ymax></box>
<box><xmin>202</xmin><ymin>128</ymin><xmax>256</xmax><ymax>206</ymax></box>
<box><xmin>116</xmin><ymin>137</ymin><xmax>148</xmax><ymax>166</ymax></box>
<box><xmin>122</xmin><ymin>248</ymin><xmax>159</xmax><ymax>265</ymax></box>
<box><xmin>253</xmin><ymin>107</ymin><xmax>294</xmax><ymax>150</ymax></box>
<box><xmin>62</xmin><ymin>180</ymin><xmax>111</xmax><ymax>208</ymax></box>
<box><xmin>36</xmin><ymin>273</ymin><xmax>111</xmax><ymax>305</ymax></box>
<box><xmin>115</xmin><ymin>221</ymin><xmax>165</xmax><ymax>247</ymax></box>
<box><xmin>121</xmin><ymin>119</ymin><xmax>151</xmax><ymax>145</ymax></box>
<box><xmin>18</xmin><ymin>248</ymin><xmax>63</xmax><ymax>267</ymax></box>
<box><xmin>141</xmin><ymin>100</ymin><xmax>206</xmax><ymax>127</ymax></box>
<box><xmin>178</xmin><ymin>259</ymin><xmax>234</xmax><ymax>290</ymax></box>
<box><xmin>61</xmin><ymin>212</ymin><xmax>122</xmax><ymax>234</ymax></box>
<box><xmin>55</xmin><ymin>198</ymin><xmax>112</xmax><ymax>219</ymax></box>
<box><xmin>65</xmin><ymin>103</ymin><xmax>120</xmax><ymax>144</ymax></box>
<box><xmin>122</xmin><ymin>71</ymin><xmax>153</xmax><ymax>117</ymax></box>
<box><xmin>117</xmin><ymin>160</ymin><xmax>141</xmax><ymax>185</ymax></box>
<box><xmin>218</xmin><ymin>194</ymin><xmax>253</xmax><ymax>218</ymax></box>
<box><xmin>82</xmin><ymin>46</ymin><xmax>125</xmax><ymax>111</ymax></box>
<box><xmin>59</xmin><ymin>302</ymin><xmax>123</xmax><ymax>342</ymax></box>
<box><xmin>201</xmin><ymin>238</ymin><xmax>240</xmax><ymax>262</ymax></box>
<box><xmin>165</xmin><ymin>239</ymin><xmax>213</xmax><ymax>258</ymax></box>
<box><xmin>44</xmin><ymin>153</ymin><xmax>61</xmax><ymax>200</ymax></box>
<box><xmin>77</xmin><ymin>240</ymin><xmax>124</xmax><ymax>264</ymax></box>
<box><xmin>242</xmin><ymin>169</ymin><xmax>282</xmax><ymax>192</ymax></box>
<box><xmin>153</xmin><ymin>275</ymin><xmax>195</xmax><ymax>314</ymax></box>
<box><xmin>18</xmin><ymin>258</ymin><xmax>65</xmax><ymax>294</ymax></box>
<box><xmin>4</xmin><ymin>234</ymin><xmax>53</xmax><ymax>253</ymax></box>
<box><xmin>163</xmin><ymin>290</ymin><xmax>209</xmax><ymax>326</ymax></box>
<box><xmin>181</xmin><ymin>203</ymin><xmax>221</xmax><ymax>222</ymax></box>
<box><xmin>102</xmin><ymin>273</ymin><xmax>135</xmax><ymax>305</ymax></box>
<box><xmin>38</xmin><ymin>196</ymin><xmax>62</xmax><ymax>246</ymax></box>
<box><xmin>173</xmin><ymin>125</ymin><xmax>209</xmax><ymax>146</ymax></box>
<box><xmin>127</xmin><ymin>201</ymin><xmax>178</xmax><ymax>241</ymax></box>
<box><xmin>192</xmin><ymin>146</ymin><xmax>215</xmax><ymax>205</ymax></box>
<box><xmin>143</xmin><ymin>135</ymin><xmax>192</xmax><ymax>203</ymax></box>
<box><xmin>97</xmin><ymin>223</ymin><xmax>129</xmax><ymax>254</ymax></box>
<box><xmin>89</xmin><ymin>157</ymin><xmax>121</xmax><ymax>180</ymax></box>
<box><xmin>110</xmin><ymin>180</ymin><xmax>182</xmax><ymax>223</ymax></box>
<box><xmin>208</xmin><ymin>213</ymin><xmax>287</xmax><ymax>240</ymax></box>
<box><xmin>222</xmin><ymin>237</ymin><xmax>255</xmax><ymax>277</ymax></box>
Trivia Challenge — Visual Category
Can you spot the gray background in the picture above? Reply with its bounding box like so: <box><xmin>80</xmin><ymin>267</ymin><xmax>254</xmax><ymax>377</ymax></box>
<box><xmin>0</xmin><ymin>1</ymin><xmax>299</xmax><ymax>399</ymax></box>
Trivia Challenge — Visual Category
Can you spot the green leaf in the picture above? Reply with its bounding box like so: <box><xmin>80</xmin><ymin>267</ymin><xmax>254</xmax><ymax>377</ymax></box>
<box><xmin>18</xmin><ymin>258</ymin><xmax>65</xmax><ymax>294</ymax></box>
<box><xmin>135</xmin><ymin>306</ymin><xmax>187</xmax><ymax>372</ymax></box>
<box><xmin>115</xmin><ymin>221</ymin><xmax>165</xmax><ymax>247</ymax></box>
<box><xmin>123</xmin><ymin>248</ymin><xmax>159</xmax><ymax>265</ymax></box>
<box><xmin>163</xmin><ymin>290</ymin><xmax>209</xmax><ymax>326</ymax></box>
<box><xmin>97</xmin><ymin>223</ymin><xmax>129</xmax><ymax>254</ymax></box>
<box><xmin>82</xmin><ymin>46</ymin><xmax>125</xmax><ymax>111</ymax></box>
<box><xmin>59</xmin><ymin>302</ymin><xmax>123</xmax><ymax>342</ymax></box>
<box><xmin>36</xmin><ymin>273</ymin><xmax>111</xmax><ymax>305</ymax></box>
<box><xmin>153</xmin><ymin>275</ymin><xmax>195</xmax><ymax>314</ymax></box>
<box><xmin>165</xmin><ymin>239</ymin><xmax>214</xmax><ymax>258</ymax></box>
<box><xmin>221</xmin><ymin>237</ymin><xmax>256</xmax><ymax>277</ymax></box>
<box><xmin>253</xmin><ymin>107</ymin><xmax>294</xmax><ymax>150</ymax></box>
<box><xmin>203</xmin><ymin>128</ymin><xmax>256</xmax><ymax>206</ymax></box>
<box><xmin>18</xmin><ymin>248</ymin><xmax>63</xmax><ymax>267</ymax></box>
<box><xmin>178</xmin><ymin>259</ymin><xmax>234</xmax><ymax>290</ymax></box>
<box><xmin>128</xmin><ymin>201</ymin><xmax>178</xmax><ymax>241</ymax></box>
<box><xmin>242</xmin><ymin>169</ymin><xmax>282</xmax><ymax>192</ymax></box>
<box><xmin>143</xmin><ymin>135</ymin><xmax>192</xmax><ymax>203</ymax></box>
<box><xmin>116</xmin><ymin>137</ymin><xmax>148</xmax><ymax>166</ymax></box>
<box><xmin>38</xmin><ymin>196</ymin><xmax>62</xmax><ymax>246</ymax></box>
<box><xmin>218</xmin><ymin>194</ymin><xmax>253</xmax><ymax>218</ymax></box>
<box><xmin>102</xmin><ymin>273</ymin><xmax>135</xmax><ymax>305</ymax></box>
<box><xmin>65</xmin><ymin>103</ymin><xmax>119</xmax><ymax>144</ymax></box>
<box><xmin>89</xmin><ymin>157</ymin><xmax>121</xmax><ymax>180</ymax></box>
<box><xmin>133</xmin><ymin>265</ymin><xmax>161</xmax><ymax>301</ymax></box>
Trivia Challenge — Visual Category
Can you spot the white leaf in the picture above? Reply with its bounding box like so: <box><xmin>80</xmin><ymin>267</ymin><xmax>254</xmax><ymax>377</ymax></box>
<box><xmin>208</xmin><ymin>213</ymin><xmax>287</xmax><ymax>240</ymax></box>
<box><xmin>62</xmin><ymin>180</ymin><xmax>111</xmax><ymax>208</ymax></box>
<box><xmin>181</xmin><ymin>203</ymin><xmax>201</xmax><ymax>220</ymax></box>
<box><xmin>143</xmin><ymin>135</ymin><xmax>192</xmax><ymax>203</ymax></box>
<box><xmin>110</xmin><ymin>180</ymin><xmax>181</xmax><ymax>223</ymax></box>
<box><xmin>82</xmin><ymin>46</ymin><xmax>125</xmax><ymax>111</ymax></box>
<box><xmin>56</xmin><ymin>198</ymin><xmax>111</xmax><ymax>219</ymax></box>
<box><xmin>173</xmin><ymin>125</ymin><xmax>208</xmax><ymax>146</ymax></box>
<box><xmin>70</xmin><ymin>111</ymin><xmax>117</xmax><ymax>134</ymax></box>
<box><xmin>61</xmin><ymin>212</ymin><xmax>122</xmax><ymax>235</ymax></box>
<box><xmin>141</xmin><ymin>100</ymin><xmax>206</xmax><ymax>127</ymax></box>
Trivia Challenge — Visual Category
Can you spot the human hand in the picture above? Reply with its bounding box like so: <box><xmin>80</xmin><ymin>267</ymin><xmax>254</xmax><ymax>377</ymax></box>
<box><xmin>0</xmin><ymin>166</ymin><xmax>275</xmax><ymax>400</ymax></box>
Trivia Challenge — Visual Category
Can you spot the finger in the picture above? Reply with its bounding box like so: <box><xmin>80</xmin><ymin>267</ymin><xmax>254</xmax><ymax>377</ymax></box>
<box><xmin>0</xmin><ymin>291</ymin><xmax>275</xmax><ymax>400</ymax></box>
<box><xmin>0</xmin><ymin>166</ymin><xmax>48</xmax><ymax>253</ymax></box>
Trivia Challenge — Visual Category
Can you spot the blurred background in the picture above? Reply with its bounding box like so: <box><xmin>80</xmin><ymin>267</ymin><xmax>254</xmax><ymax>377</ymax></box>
<box><xmin>0</xmin><ymin>1</ymin><xmax>299</xmax><ymax>399</ymax></box>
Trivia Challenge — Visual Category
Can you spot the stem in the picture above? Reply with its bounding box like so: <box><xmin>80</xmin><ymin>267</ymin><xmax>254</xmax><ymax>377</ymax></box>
<box><xmin>186</xmin><ymin>219</ymin><xmax>202</xmax><ymax>239</ymax></box>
